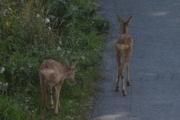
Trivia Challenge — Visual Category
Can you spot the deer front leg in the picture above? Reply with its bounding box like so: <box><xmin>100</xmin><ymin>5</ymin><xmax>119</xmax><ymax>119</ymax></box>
<box><xmin>40</xmin><ymin>75</ymin><xmax>46</xmax><ymax>119</ymax></box>
<box><xmin>115</xmin><ymin>53</ymin><xmax>121</xmax><ymax>91</ymax></box>
<box><xmin>115</xmin><ymin>65</ymin><xmax>120</xmax><ymax>91</ymax></box>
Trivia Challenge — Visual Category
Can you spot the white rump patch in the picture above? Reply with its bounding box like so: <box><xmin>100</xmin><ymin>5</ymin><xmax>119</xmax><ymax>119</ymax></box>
<box><xmin>117</xmin><ymin>44</ymin><xmax>129</xmax><ymax>50</ymax></box>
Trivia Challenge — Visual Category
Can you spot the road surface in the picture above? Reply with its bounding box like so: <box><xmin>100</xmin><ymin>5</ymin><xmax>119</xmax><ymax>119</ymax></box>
<box><xmin>90</xmin><ymin>0</ymin><xmax>180</xmax><ymax>120</ymax></box>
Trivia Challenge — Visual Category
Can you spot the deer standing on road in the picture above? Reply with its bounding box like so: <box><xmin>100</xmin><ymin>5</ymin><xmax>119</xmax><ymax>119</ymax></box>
<box><xmin>115</xmin><ymin>14</ymin><xmax>133</xmax><ymax>96</ymax></box>
<box><xmin>39</xmin><ymin>59</ymin><xmax>76</xmax><ymax>119</ymax></box>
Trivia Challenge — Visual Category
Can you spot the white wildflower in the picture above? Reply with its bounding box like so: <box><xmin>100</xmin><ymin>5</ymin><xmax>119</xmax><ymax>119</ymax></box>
<box><xmin>36</xmin><ymin>14</ymin><xmax>40</xmax><ymax>18</ymax></box>
<box><xmin>57</xmin><ymin>46</ymin><xmax>61</xmax><ymax>51</ymax></box>
<box><xmin>45</xmin><ymin>18</ymin><xmax>50</xmax><ymax>24</ymax></box>
<box><xmin>81</xmin><ymin>56</ymin><xmax>85</xmax><ymax>60</ymax></box>
<box><xmin>49</xmin><ymin>15</ymin><xmax>55</xmax><ymax>20</ymax></box>
<box><xmin>3</xmin><ymin>9</ymin><xmax>8</xmax><ymax>17</ymax></box>
<box><xmin>25</xmin><ymin>106</ymin><xmax>29</xmax><ymax>111</ymax></box>
<box><xmin>20</xmin><ymin>67</ymin><xmax>25</xmax><ymax>70</ymax></box>
<box><xmin>72</xmin><ymin>6</ymin><xmax>78</xmax><ymax>11</ymax></box>
<box><xmin>29</xmin><ymin>64</ymin><xmax>32</xmax><ymax>68</ymax></box>
<box><xmin>0</xmin><ymin>82</ymin><xmax>2</xmax><ymax>90</ymax></box>
<box><xmin>6</xmin><ymin>22</ymin><xmax>9</xmax><ymax>26</ymax></box>
<box><xmin>48</xmin><ymin>27</ymin><xmax>51</xmax><ymax>31</ymax></box>
<box><xmin>0</xmin><ymin>67</ymin><xmax>5</xmax><ymax>73</ymax></box>
<box><xmin>25</xmin><ymin>99</ymin><xmax>29</xmax><ymax>103</ymax></box>
<box><xmin>3</xmin><ymin>83</ymin><xmax>8</xmax><ymax>87</ymax></box>
<box><xmin>59</xmin><ymin>41</ymin><xmax>62</xmax><ymax>45</ymax></box>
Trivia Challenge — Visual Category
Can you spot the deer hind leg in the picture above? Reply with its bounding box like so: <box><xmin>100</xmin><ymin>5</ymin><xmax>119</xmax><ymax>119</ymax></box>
<box><xmin>115</xmin><ymin>53</ymin><xmax>121</xmax><ymax>91</ymax></box>
<box><xmin>126</xmin><ymin>64</ymin><xmax>131</xmax><ymax>86</ymax></box>
<box><xmin>121</xmin><ymin>72</ymin><xmax>126</xmax><ymax>96</ymax></box>
<box><xmin>54</xmin><ymin>83</ymin><xmax>62</xmax><ymax>115</ymax></box>
<box><xmin>48</xmin><ymin>83</ymin><xmax>54</xmax><ymax>111</ymax></box>
<box><xmin>119</xmin><ymin>56</ymin><xmax>130</xmax><ymax>96</ymax></box>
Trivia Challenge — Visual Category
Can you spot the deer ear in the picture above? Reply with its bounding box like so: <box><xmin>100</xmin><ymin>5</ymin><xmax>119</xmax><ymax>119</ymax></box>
<box><xmin>117</xmin><ymin>14</ymin><xmax>124</xmax><ymax>24</ymax></box>
<box><xmin>64</xmin><ymin>58</ymin><xmax>69</xmax><ymax>68</ymax></box>
<box><xmin>70</xmin><ymin>60</ymin><xmax>76</xmax><ymax>69</ymax></box>
<box><xmin>126</xmin><ymin>16</ymin><xmax>132</xmax><ymax>25</ymax></box>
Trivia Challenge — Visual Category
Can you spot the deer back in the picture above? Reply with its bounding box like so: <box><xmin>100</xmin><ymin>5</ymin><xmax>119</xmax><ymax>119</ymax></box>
<box><xmin>116</xmin><ymin>34</ymin><xmax>133</xmax><ymax>54</ymax></box>
<box><xmin>40</xmin><ymin>59</ymin><xmax>65</xmax><ymax>84</ymax></box>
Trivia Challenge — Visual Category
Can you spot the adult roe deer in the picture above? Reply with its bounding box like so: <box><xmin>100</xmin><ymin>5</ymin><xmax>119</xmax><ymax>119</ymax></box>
<box><xmin>39</xmin><ymin>59</ymin><xmax>76</xmax><ymax>119</ymax></box>
<box><xmin>115</xmin><ymin>14</ymin><xmax>133</xmax><ymax>96</ymax></box>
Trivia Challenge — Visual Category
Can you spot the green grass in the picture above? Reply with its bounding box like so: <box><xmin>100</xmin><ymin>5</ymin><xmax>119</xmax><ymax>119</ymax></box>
<box><xmin>0</xmin><ymin>0</ymin><xmax>110</xmax><ymax>119</ymax></box>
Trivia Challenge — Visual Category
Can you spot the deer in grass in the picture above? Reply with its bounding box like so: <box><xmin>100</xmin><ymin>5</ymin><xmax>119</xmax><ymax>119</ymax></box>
<box><xmin>39</xmin><ymin>59</ymin><xmax>76</xmax><ymax>119</ymax></box>
<box><xmin>115</xmin><ymin>14</ymin><xmax>133</xmax><ymax>96</ymax></box>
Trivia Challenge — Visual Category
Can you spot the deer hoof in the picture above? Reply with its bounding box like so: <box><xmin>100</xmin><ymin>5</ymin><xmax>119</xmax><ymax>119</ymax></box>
<box><xmin>49</xmin><ymin>106</ymin><xmax>53</xmax><ymax>111</ymax></box>
<box><xmin>115</xmin><ymin>87</ymin><xmax>119</xmax><ymax>92</ymax></box>
<box><xmin>127</xmin><ymin>82</ymin><xmax>130</xmax><ymax>86</ymax></box>
<box><xmin>122</xmin><ymin>90</ymin><xmax>127</xmax><ymax>96</ymax></box>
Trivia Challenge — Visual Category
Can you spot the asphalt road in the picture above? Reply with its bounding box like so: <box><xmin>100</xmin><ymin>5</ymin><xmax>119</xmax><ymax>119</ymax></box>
<box><xmin>90</xmin><ymin>0</ymin><xmax>180</xmax><ymax>120</ymax></box>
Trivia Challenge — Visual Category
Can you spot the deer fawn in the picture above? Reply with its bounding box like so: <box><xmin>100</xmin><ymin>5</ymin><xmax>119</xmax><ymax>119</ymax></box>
<box><xmin>39</xmin><ymin>59</ymin><xmax>76</xmax><ymax>119</ymax></box>
<box><xmin>115</xmin><ymin>14</ymin><xmax>133</xmax><ymax>96</ymax></box>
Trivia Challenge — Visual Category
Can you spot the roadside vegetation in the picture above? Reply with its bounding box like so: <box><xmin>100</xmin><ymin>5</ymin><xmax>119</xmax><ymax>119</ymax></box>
<box><xmin>0</xmin><ymin>0</ymin><xmax>110</xmax><ymax>120</ymax></box>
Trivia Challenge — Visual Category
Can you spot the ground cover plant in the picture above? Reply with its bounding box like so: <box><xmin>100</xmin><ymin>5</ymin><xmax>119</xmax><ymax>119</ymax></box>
<box><xmin>0</xmin><ymin>0</ymin><xmax>110</xmax><ymax>119</ymax></box>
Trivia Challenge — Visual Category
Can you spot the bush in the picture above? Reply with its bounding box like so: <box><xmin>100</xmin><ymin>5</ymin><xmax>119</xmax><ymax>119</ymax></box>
<box><xmin>0</xmin><ymin>0</ymin><xmax>110</xmax><ymax>119</ymax></box>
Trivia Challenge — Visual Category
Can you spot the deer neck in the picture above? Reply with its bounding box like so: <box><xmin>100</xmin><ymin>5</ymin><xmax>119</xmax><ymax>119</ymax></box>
<box><xmin>121</xmin><ymin>26</ymin><xmax>128</xmax><ymax>35</ymax></box>
<box><xmin>63</xmin><ymin>68</ymin><xmax>70</xmax><ymax>79</ymax></box>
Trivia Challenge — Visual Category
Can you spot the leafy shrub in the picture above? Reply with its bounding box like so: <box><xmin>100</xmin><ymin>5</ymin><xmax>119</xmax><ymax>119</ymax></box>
<box><xmin>0</xmin><ymin>96</ymin><xmax>27</xmax><ymax>120</ymax></box>
<box><xmin>0</xmin><ymin>0</ymin><xmax>110</xmax><ymax>119</ymax></box>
